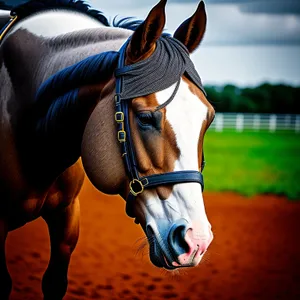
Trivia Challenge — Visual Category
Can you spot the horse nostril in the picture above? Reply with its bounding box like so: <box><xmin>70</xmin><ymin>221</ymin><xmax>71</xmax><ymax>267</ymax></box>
<box><xmin>168</xmin><ymin>224</ymin><xmax>190</xmax><ymax>256</ymax></box>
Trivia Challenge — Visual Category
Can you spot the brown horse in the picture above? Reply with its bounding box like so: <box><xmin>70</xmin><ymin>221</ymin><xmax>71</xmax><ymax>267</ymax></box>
<box><xmin>0</xmin><ymin>0</ymin><xmax>215</xmax><ymax>299</ymax></box>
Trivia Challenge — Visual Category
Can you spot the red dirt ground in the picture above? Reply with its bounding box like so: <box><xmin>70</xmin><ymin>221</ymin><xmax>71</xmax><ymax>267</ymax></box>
<box><xmin>6</xmin><ymin>179</ymin><xmax>300</xmax><ymax>300</ymax></box>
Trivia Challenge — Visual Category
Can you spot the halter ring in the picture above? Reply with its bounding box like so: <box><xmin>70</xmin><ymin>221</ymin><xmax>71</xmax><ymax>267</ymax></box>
<box><xmin>129</xmin><ymin>179</ymin><xmax>144</xmax><ymax>196</ymax></box>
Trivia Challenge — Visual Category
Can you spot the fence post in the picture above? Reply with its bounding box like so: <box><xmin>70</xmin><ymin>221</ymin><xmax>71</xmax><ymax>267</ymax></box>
<box><xmin>296</xmin><ymin>115</ymin><xmax>300</xmax><ymax>133</ymax></box>
<box><xmin>269</xmin><ymin>115</ymin><xmax>277</xmax><ymax>132</ymax></box>
<box><xmin>284</xmin><ymin>115</ymin><xmax>291</xmax><ymax>130</ymax></box>
<box><xmin>253</xmin><ymin>114</ymin><xmax>260</xmax><ymax>131</ymax></box>
<box><xmin>215</xmin><ymin>113</ymin><xmax>224</xmax><ymax>132</ymax></box>
<box><xmin>236</xmin><ymin>114</ymin><xmax>244</xmax><ymax>132</ymax></box>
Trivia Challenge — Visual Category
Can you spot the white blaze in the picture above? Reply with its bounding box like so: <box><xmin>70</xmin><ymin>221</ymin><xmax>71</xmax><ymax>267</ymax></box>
<box><xmin>144</xmin><ymin>79</ymin><xmax>210</xmax><ymax>234</ymax></box>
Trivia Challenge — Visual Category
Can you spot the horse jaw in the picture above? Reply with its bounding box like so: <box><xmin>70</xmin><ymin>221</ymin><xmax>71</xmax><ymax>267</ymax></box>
<box><xmin>81</xmin><ymin>90</ymin><xmax>127</xmax><ymax>195</ymax></box>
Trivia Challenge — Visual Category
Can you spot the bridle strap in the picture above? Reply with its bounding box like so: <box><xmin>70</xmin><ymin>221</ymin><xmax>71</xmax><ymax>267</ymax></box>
<box><xmin>126</xmin><ymin>171</ymin><xmax>204</xmax><ymax>218</ymax></box>
<box><xmin>114</xmin><ymin>37</ymin><xmax>205</xmax><ymax>218</ymax></box>
<box><xmin>155</xmin><ymin>79</ymin><xmax>181</xmax><ymax>111</ymax></box>
<box><xmin>141</xmin><ymin>170</ymin><xmax>204</xmax><ymax>189</ymax></box>
<box><xmin>115</xmin><ymin>39</ymin><xmax>140</xmax><ymax>181</ymax></box>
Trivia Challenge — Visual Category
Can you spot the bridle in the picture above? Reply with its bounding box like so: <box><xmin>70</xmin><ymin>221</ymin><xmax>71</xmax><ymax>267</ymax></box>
<box><xmin>114</xmin><ymin>37</ymin><xmax>205</xmax><ymax>218</ymax></box>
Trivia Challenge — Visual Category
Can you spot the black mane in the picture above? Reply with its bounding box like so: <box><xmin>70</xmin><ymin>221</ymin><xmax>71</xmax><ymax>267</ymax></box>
<box><xmin>112</xmin><ymin>16</ymin><xmax>143</xmax><ymax>31</ymax></box>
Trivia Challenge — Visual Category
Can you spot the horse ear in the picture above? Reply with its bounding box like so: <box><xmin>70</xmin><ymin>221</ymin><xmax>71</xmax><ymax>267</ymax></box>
<box><xmin>173</xmin><ymin>1</ymin><xmax>207</xmax><ymax>53</ymax></box>
<box><xmin>127</xmin><ymin>0</ymin><xmax>167</xmax><ymax>62</ymax></box>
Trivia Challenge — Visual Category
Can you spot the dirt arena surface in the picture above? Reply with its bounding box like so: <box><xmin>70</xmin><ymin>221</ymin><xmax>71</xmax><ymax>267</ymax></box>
<box><xmin>6</xmin><ymin>179</ymin><xmax>300</xmax><ymax>300</ymax></box>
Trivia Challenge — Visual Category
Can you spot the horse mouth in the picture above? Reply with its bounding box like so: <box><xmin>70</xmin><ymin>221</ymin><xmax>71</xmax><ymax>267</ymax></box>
<box><xmin>148</xmin><ymin>235</ymin><xmax>177</xmax><ymax>270</ymax></box>
<box><xmin>148</xmin><ymin>235</ymin><xmax>200</xmax><ymax>270</ymax></box>
<box><xmin>150</xmin><ymin>245</ymin><xmax>176</xmax><ymax>270</ymax></box>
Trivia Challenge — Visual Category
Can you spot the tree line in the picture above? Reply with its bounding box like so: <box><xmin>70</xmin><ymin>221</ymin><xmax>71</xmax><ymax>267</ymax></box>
<box><xmin>204</xmin><ymin>83</ymin><xmax>300</xmax><ymax>114</ymax></box>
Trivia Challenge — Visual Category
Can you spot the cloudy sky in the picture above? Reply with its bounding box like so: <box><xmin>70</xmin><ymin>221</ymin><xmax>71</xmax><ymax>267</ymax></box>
<box><xmin>89</xmin><ymin>0</ymin><xmax>300</xmax><ymax>86</ymax></box>
<box><xmin>4</xmin><ymin>0</ymin><xmax>300</xmax><ymax>86</ymax></box>
<box><xmin>89</xmin><ymin>0</ymin><xmax>300</xmax><ymax>45</ymax></box>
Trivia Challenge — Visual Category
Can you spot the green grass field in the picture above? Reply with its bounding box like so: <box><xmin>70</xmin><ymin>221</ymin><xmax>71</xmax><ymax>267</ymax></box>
<box><xmin>203</xmin><ymin>130</ymin><xmax>300</xmax><ymax>199</ymax></box>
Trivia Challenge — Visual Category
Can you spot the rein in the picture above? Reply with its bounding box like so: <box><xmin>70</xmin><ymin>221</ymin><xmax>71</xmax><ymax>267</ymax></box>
<box><xmin>114</xmin><ymin>36</ymin><xmax>205</xmax><ymax>218</ymax></box>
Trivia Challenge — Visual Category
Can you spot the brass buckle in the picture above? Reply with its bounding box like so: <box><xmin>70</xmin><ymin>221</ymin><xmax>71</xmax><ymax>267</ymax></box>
<box><xmin>118</xmin><ymin>130</ymin><xmax>126</xmax><ymax>142</ymax></box>
<box><xmin>129</xmin><ymin>179</ymin><xmax>144</xmax><ymax>196</ymax></box>
<box><xmin>115</xmin><ymin>112</ymin><xmax>124</xmax><ymax>122</ymax></box>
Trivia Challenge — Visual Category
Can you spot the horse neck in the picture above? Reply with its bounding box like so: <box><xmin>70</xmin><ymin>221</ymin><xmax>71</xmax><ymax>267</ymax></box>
<box><xmin>4</xmin><ymin>9</ymin><xmax>132</xmax><ymax>99</ymax></box>
<box><xmin>9</xmin><ymin>15</ymin><xmax>131</xmax><ymax>188</ymax></box>
<box><xmin>38</xmin><ymin>28</ymin><xmax>131</xmax><ymax>87</ymax></box>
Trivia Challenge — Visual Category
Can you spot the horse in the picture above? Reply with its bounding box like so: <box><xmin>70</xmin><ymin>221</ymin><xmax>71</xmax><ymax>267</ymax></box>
<box><xmin>0</xmin><ymin>0</ymin><xmax>215</xmax><ymax>299</ymax></box>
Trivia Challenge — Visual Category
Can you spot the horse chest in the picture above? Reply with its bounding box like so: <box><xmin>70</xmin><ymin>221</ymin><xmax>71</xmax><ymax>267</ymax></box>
<box><xmin>5</xmin><ymin>191</ymin><xmax>69</xmax><ymax>231</ymax></box>
<box><xmin>4</xmin><ymin>190</ymin><xmax>63</xmax><ymax>231</ymax></box>
<box><xmin>4</xmin><ymin>161</ymin><xmax>84</xmax><ymax>231</ymax></box>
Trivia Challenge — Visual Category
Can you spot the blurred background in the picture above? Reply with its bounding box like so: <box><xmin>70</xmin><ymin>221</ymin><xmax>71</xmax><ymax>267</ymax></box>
<box><xmin>2</xmin><ymin>0</ymin><xmax>300</xmax><ymax>299</ymax></box>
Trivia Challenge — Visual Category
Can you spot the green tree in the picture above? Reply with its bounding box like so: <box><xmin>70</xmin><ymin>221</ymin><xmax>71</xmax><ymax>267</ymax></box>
<box><xmin>205</xmin><ymin>83</ymin><xmax>300</xmax><ymax>114</ymax></box>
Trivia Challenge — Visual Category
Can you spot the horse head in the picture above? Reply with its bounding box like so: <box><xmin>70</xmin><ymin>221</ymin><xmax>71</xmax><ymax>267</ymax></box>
<box><xmin>82</xmin><ymin>0</ymin><xmax>215</xmax><ymax>270</ymax></box>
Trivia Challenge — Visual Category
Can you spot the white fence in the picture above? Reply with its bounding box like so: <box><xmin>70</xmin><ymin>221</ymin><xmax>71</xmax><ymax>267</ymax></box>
<box><xmin>210</xmin><ymin>113</ymin><xmax>300</xmax><ymax>133</ymax></box>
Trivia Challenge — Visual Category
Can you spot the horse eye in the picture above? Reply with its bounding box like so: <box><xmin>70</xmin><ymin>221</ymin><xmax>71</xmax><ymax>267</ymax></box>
<box><xmin>137</xmin><ymin>112</ymin><xmax>154</xmax><ymax>127</ymax></box>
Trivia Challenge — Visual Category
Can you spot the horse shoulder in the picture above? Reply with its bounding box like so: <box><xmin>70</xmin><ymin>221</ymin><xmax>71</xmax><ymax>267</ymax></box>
<box><xmin>0</xmin><ymin>38</ymin><xmax>84</xmax><ymax>224</ymax></box>
<box><xmin>0</xmin><ymin>29</ymin><xmax>48</xmax><ymax>196</ymax></box>
<box><xmin>0</xmin><ymin>58</ymin><xmax>27</xmax><ymax>198</ymax></box>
